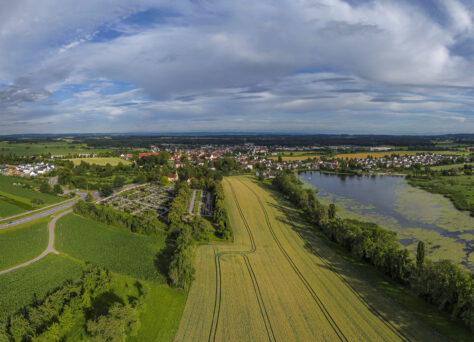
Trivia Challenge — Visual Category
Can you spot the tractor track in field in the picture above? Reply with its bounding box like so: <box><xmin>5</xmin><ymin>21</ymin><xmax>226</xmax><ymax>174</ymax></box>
<box><xmin>208</xmin><ymin>180</ymin><xmax>276</xmax><ymax>342</ymax></box>
<box><xmin>240</xmin><ymin>179</ymin><xmax>412</xmax><ymax>342</ymax></box>
<box><xmin>236</xmin><ymin>179</ymin><xmax>348</xmax><ymax>342</ymax></box>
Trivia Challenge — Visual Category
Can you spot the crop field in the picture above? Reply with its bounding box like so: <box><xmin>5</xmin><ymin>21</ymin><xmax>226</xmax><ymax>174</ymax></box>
<box><xmin>175</xmin><ymin>176</ymin><xmax>444</xmax><ymax>341</ymax></box>
<box><xmin>55</xmin><ymin>214</ymin><xmax>167</xmax><ymax>283</ymax></box>
<box><xmin>268</xmin><ymin>150</ymin><xmax>466</xmax><ymax>161</ymax></box>
<box><xmin>0</xmin><ymin>219</ymin><xmax>48</xmax><ymax>270</ymax></box>
<box><xmin>66</xmin><ymin>157</ymin><xmax>131</xmax><ymax>166</ymax></box>
<box><xmin>334</xmin><ymin>150</ymin><xmax>466</xmax><ymax>160</ymax></box>
<box><xmin>0</xmin><ymin>254</ymin><xmax>84</xmax><ymax>323</ymax></box>
<box><xmin>0</xmin><ymin>175</ymin><xmax>62</xmax><ymax>214</ymax></box>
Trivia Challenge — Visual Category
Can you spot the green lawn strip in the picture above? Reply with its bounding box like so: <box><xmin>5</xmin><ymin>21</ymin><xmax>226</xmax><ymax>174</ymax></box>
<box><xmin>0</xmin><ymin>219</ymin><xmax>49</xmax><ymax>270</ymax></box>
<box><xmin>0</xmin><ymin>198</ymin><xmax>25</xmax><ymax>217</ymax></box>
<box><xmin>310</xmin><ymin>226</ymin><xmax>472</xmax><ymax>341</ymax></box>
<box><xmin>55</xmin><ymin>214</ymin><xmax>167</xmax><ymax>283</ymax></box>
<box><xmin>0</xmin><ymin>254</ymin><xmax>84</xmax><ymax>323</ymax></box>
<box><xmin>193</xmin><ymin>190</ymin><xmax>201</xmax><ymax>214</ymax></box>
<box><xmin>128</xmin><ymin>285</ymin><xmax>187</xmax><ymax>342</ymax></box>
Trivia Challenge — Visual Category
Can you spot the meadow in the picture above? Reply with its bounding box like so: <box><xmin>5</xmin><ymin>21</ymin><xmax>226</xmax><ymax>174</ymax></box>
<box><xmin>66</xmin><ymin>157</ymin><xmax>131</xmax><ymax>166</ymax></box>
<box><xmin>0</xmin><ymin>254</ymin><xmax>84</xmax><ymax>322</ymax></box>
<box><xmin>0</xmin><ymin>219</ymin><xmax>48</xmax><ymax>270</ymax></box>
<box><xmin>175</xmin><ymin>176</ymin><xmax>447</xmax><ymax>341</ymax></box>
<box><xmin>129</xmin><ymin>285</ymin><xmax>187</xmax><ymax>342</ymax></box>
<box><xmin>55</xmin><ymin>214</ymin><xmax>167</xmax><ymax>283</ymax></box>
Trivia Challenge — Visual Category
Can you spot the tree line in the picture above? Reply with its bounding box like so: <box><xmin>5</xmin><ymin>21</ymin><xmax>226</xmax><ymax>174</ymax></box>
<box><xmin>73</xmin><ymin>200</ymin><xmax>167</xmax><ymax>236</ymax></box>
<box><xmin>0</xmin><ymin>264</ymin><xmax>145</xmax><ymax>342</ymax></box>
<box><xmin>166</xmin><ymin>180</ymin><xmax>232</xmax><ymax>289</ymax></box>
<box><xmin>272</xmin><ymin>171</ymin><xmax>474</xmax><ymax>331</ymax></box>
<box><xmin>212</xmin><ymin>182</ymin><xmax>232</xmax><ymax>239</ymax></box>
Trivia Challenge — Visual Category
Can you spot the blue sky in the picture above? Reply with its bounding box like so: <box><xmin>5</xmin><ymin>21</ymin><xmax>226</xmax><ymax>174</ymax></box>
<box><xmin>1</xmin><ymin>0</ymin><xmax>474</xmax><ymax>134</ymax></box>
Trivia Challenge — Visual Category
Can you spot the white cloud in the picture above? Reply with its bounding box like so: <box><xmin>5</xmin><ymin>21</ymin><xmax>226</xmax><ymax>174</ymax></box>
<box><xmin>0</xmin><ymin>0</ymin><xmax>473</xmax><ymax>133</ymax></box>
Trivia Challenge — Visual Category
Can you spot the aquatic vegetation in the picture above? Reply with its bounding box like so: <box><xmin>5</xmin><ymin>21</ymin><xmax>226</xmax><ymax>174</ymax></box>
<box><xmin>300</xmin><ymin>172</ymin><xmax>474</xmax><ymax>271</ymax></box>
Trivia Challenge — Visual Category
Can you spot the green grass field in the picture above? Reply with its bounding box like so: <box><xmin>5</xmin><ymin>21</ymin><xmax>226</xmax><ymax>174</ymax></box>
<box><xmin>0</xmin><ymin>197</ymin><xmax>25</xmax><ymax>217</ymax></box>
<box><xmin>0</xmin><ymin>140</ymin><xmax>108</xmax><ymax>156</ymax></box>
<box><xmin>66</xmin><ymin>157</ymin><xmax>131</xmax><ymax>166</ymax></box>
<box><xmin>430</xmin><ymin>162</ymin><xmax>474</xmax><ymax>171</ymax></box>
<box><xmin>55</xmin><ymin>214</ymin><xmax>167</xmax><ymax>283</ymax></box>
<box><xmin>0</xmin><ymin>175</ymin><xmax>62</xmax><ymax>215</ymax></box>
<box><xmin>129</xmin><ymin>285</ymin><xmax>187</xmax><ymax>342</ymax></box>
<box><xmin>0</xmin><ymin>254</ymin><xmax>84</xmax><ymax>323</ymax></box>
<box><xmin>0</xmin><ymin>219</ymin><xmax>49</xmax><ymax>270</ymax></box>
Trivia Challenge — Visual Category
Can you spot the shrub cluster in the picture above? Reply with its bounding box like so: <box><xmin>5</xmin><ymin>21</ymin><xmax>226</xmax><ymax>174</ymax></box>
<box><xmin>272</xmin><ymin>171</ymin><xmax>474</xmax><ymax>330</ymax></box>
<box><xmin>0</xmin><ymin>265</ymin><xmax>116</xmax><ymax>341</ymax></box>
<box><xmin>73</xmin><ymin>200</ymin><xmax>166</xmax><ymax>236</ymax></box>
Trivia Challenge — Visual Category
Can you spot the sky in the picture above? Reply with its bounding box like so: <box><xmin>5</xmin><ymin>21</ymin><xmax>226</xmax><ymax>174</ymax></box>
<box><xmin>1</xmin><ymin>0</ymin><xmax>474</xmax><ymax>135</ymax></box>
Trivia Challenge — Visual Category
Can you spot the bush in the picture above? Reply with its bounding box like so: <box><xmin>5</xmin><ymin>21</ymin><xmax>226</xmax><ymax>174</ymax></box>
<box><xmin>99</xmin><ymin>184</ymin><xmax>113</xmax><ymax>197</ymax></box>
<box><xmin>31</xmin><ymin>198</ymin><xmax>45</xmax><ymax>205</ymax></box>
<box><xmin>53</xmin><ymin>184</ymin><xmax>63</xmax><ymax>195</ymax></box>
<box><xmin>39</xmin><ymin>182</ymin><xmax>51</xmax><ymax>194</ymax></box>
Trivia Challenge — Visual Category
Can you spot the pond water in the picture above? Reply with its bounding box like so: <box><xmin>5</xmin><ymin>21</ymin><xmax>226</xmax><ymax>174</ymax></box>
<box><xmin>298</xmin><ymin>171</ymin><xmax>474</xmax><ymax>271</ymax></box>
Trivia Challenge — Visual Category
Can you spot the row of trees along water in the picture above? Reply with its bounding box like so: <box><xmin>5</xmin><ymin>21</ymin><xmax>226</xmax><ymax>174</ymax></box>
<box><xmin>0</xmin><ymin>264</ymin><xmax>145</xmax><ymax>342</ymax></box>
<box><xmin>272</xmin><ymin>171</ymin><xmax>474</xmax><ymax>331</ymax></box>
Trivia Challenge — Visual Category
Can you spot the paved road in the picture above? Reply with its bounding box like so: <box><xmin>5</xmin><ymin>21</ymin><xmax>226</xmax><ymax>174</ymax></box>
<box><xmin>0</xmin><ymin>197</ymin><xmax>82</xmax><ymax>229</ymax></box>
<box><xmin>0</xmin><ymin>198</ymin><xmax>75</xmax><ymax>222</ymax></box>
<box><xmin>0</xmin><ymin>209</ymin><xmax>71</xmax><ymax>275</ymax></box>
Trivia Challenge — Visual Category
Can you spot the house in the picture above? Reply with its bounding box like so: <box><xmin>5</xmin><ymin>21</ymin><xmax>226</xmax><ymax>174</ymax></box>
<box><xmin>139</xmin><ymin>152</ymin><xmax>159</xmax><ymax>158</ymax></box>
<box><xmin>167</xmin><ymin>172</ymin><xmax>179</xmax><ymax>182</ymax></box>
<box><xmin>120</xmin><ymin>153</ymin><xmax>133</xmax><ymax>160</ymax></box>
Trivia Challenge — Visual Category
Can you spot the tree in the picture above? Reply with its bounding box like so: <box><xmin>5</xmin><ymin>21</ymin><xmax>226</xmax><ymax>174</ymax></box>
<box><xmin>31</xmin><ymin>198</ymin><xmax>45</xmax><ymax>205</ymax></box>
<box><xmin>40</xmin><ymin>182</ymin><xmax>52</xmax><ymax>194</ymax></box>
<box><xmin>99</xmin><ymin>184</ymin><xmax>113</xmax><ymax>197</ymax></box>
<box><xmin>53</xmin><ymin>184</ymin><xmax>63</xmax><ymax>194</ymax></box>
<box><xmin>135</xmin><ymin>174</ymin><xmax>147</xmax><ymax>184</ymax></box>
<box><xmin>113</xmin><ymin>175</ymin><xmax>126</xmax><ymax>188</ymax></box>
<box><xmin>416</xmin><ymin>240</ymin><xmax>425</xmax><ymax>269</ymax></box>
<box><xmin>328</xmin><ymin>203</ymin><xmax>336</xmax><ymax>219</ymax></box>
<box><xmin>160</xmin><ymin>175</ymin><xmax>170</xmax><ymax>185</ymax></box>
<box><xmin>86</xmin><ymin>192</ymin><xmax>94</xmax><ymax>202</ymax></box>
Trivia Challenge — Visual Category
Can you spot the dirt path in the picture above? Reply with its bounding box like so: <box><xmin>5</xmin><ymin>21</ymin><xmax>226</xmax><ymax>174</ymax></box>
<box><xmin>0</xmin><ymin>210</ymin><xmax>71</xmax><ymax>275</ymax></box>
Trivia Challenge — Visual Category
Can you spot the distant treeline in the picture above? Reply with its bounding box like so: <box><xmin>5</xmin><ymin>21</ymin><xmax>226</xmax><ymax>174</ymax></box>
<box><xmin>3</xmin><ymin>134</ymin><xmax>471</xmax><ymax>150</ymax></box>
<box><xmin>272</xmin><ymin>171</ymin><xmax>474</xmax><ymax>331</ymax></box>
<box><xmin>0</xmin><ymin>264</ymin><xmax>144</xmax><ymax>341</ymax></box>
<box><xmin>73</xmin><ymin>200</ymin><xmax>167</xmax><ymax>235</ymax></box>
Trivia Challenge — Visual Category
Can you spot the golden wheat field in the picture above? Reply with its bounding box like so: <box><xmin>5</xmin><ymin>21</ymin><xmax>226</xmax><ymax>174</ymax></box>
<box><xmin>174</xmin><ymin>176</ymin><xmax>444</xmax><ymax>342</ymax></box>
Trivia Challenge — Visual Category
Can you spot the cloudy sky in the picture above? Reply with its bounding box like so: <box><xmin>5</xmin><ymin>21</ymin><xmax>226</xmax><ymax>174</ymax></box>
<box><xmin>1</xmin><ymin>0</ymin><xmax>474</xmax><ymax>134</ymax></box>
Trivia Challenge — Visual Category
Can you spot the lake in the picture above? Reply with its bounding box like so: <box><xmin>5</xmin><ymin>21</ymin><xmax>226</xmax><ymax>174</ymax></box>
<box><xmin>298</xmin><ymin>171</ymin><xmax>474</xmax><ymax>271</ymax></box>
